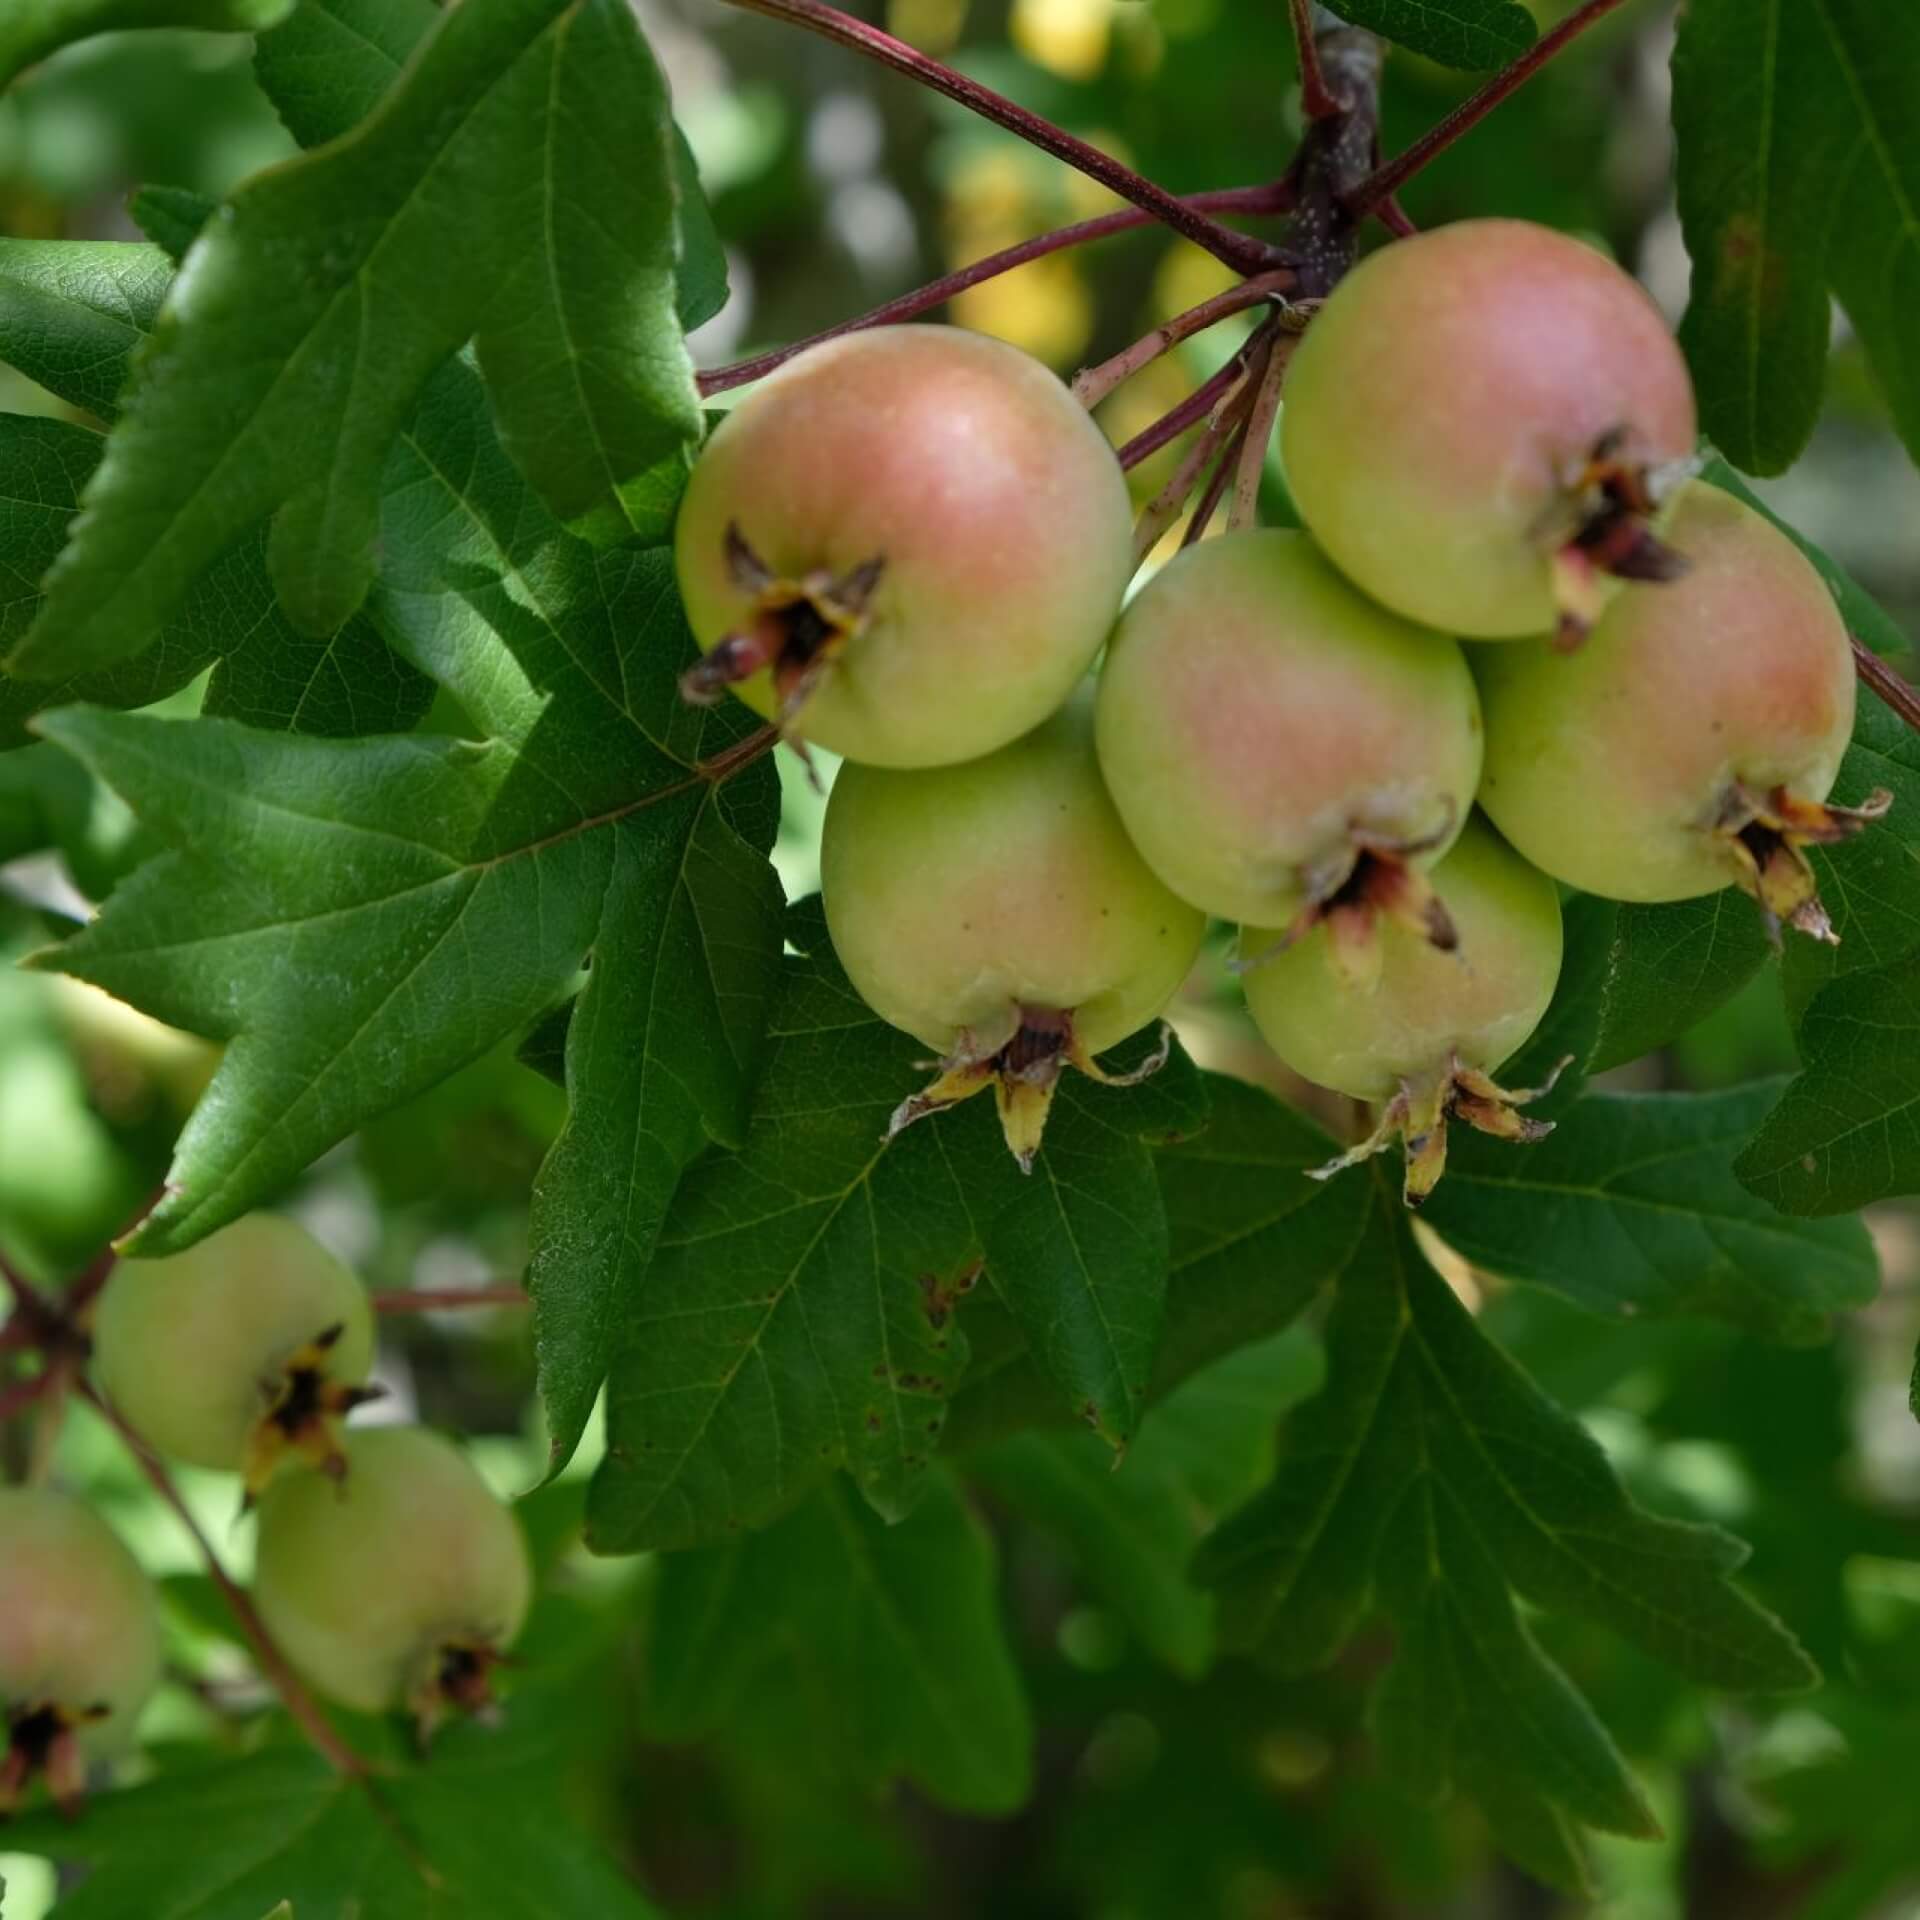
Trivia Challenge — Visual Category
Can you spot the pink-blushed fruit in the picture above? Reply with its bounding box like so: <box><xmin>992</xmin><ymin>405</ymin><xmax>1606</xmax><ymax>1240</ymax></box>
<box><xmin>0</xmin><ymin>1489</ymin><xmax>161</xmax><ymax>1815</ymax></box>
<box><xmin>253</xmin><ymin>1428</ymin><xmax>531</xmax><ymax>1736</ymax></box>
<box><xmin>1094</xmin><ymin>529</ymin><xmax>1481</xmax><ymax>979</ymax></box>
<box><xmin>821</xmin><ymin>692</ymin><xmax>1206</xmax><ymax>1167</ymax></box>
<box><xmin>1241</xmin><ymin>818</ymin><xmax>1565</xmax><ymax>1204</ymax></box>
<box><xmin>1476</xmin><ymin>482</ymin><xmax>1889</xmax><ymax>943</ymax></box>
<box><xmin>1281</xmin><ymin>219</ymin><xmax>1699</xmax><ymax>644</ymax></box>
<box><xmin>92</xmin><ymin>1212</ymin><xmax>379</xmax><ymax>1499</ymax></box>
<box><xmin>675</xmin><ymin>325</ymin><xmax>1133</xmax><ymax>768</ymax></box>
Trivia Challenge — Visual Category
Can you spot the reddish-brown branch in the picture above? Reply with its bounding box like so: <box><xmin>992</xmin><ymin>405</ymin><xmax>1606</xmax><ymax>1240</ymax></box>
<box><xmin>1182</xmin><ymin>424</ymin><xmax>1245</xmax><ymax>548</ymax></box>
<box><xmin>1073</xmin><ymin>270</ymin><xmax>1294</xmax><ymax>409</ymax></box>
<box><xmin>1130</xmin><ymin>369</ymin><xmax>1261</xmax><ymax>562</ymax></box>
<box><xmin>0</xmin><ymin>1249</ymin><xmax>50</xmax><ymax>1318</ymax></box>
<box><xmin>1853</xmin><ymin>637</ymin><xmax>1920</xmax><ymax>736</ymax></box>
<box><xmin>699</xmin><ymin>724</ymin><xmax>781</xmax><ymax>782</ymax></box>
<box><xmin>712</xmin><ymin>0</ymin><xmax>1277</xmax><ymax>272</ymax></box>
<box><xmin>1116</xmin><ymin>344</ymin><xmax>1261</xmax><ymax>471</ymax></box>
<box><xmin>1289</xmin><ymin>0</ymin><xmax>1341</xmax><ymax>119</ymax></box>
<box><xmin>371</xmin><ymin>1286</ymin><xmax>530</xmax><ymax>1315</ymax></box>
<box><xmin>1344</xmin><ymin>0</ymin><xmax>1636</xmax><ymax>217</ymax></box>
<box><xmin>0</xmin><ymin>1369</ymin><xmax>55</xmax><ymax>1425</ymax></box>
<box><xmin>697</xmin><ymin>184</ymin><xmax>1294</xmax><ymax>396</ymax></box>
<box><xmin>75</xmin><ymin>1379</ymin><xmax>366</xmax><ymax>1780</ymax></box>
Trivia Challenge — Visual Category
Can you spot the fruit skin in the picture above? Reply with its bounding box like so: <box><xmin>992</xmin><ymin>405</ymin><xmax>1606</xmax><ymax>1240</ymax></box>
<box><xmin>675</xmin><ymin>325</ymin><xmax>1133</xmax><ymax>768</ymax></box>
<box><xmin>1094</xmin><ymin>529</ymin><xmax>1482</xmax><ymax>928</ymax></box>
<box><xmin>1280</xmin><ymin>219</ymin><xmax>1697</xmax><ymax>639</ymax></box>
<box><xmin>253</xmin><ymin>1428</ymin><xmax>531</xmax><ymax>1720</ymax></box>
<box><xmin>1475</xmin><ymin>482</ymin><xmax>1857</xmax><ymax>905</ymax></box>
<box><xmin>0</xmin><ymin>1490</ymin><xmax>162</xmax><ymax>1786</ymax></box>
<box><xmin>1240</xmin><ymin>818</ymin><xmax>1562</xmax><ymax>1104</ymax></box>
<box><xmin>93</xmin><ymin>1211</ymin><xmax>375</xmax><ymax>1480</ymax></box>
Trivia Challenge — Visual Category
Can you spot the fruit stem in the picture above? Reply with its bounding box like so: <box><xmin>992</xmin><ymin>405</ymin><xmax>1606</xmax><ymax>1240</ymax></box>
<box><xmin>74</xmin><ymin>1378</ymin><xmax>368</xmax><ymax>1782</ymax></box>
<box><xmin>1072</xmin><ymin>270</ymin><xmax>1295</xmax><ymax>410</ymax></box>
<box><xmin>1343</xmin><ymin>0</ymin><xmax>1637</xmax><ymax>218</ymax></box>
<box><xmin>1227</xmin><ymin>332</ymin><xmax>1291</xmax><ymax>532</ymax></box>
<box><xmin>710</xmin><ymin>0</ymin><xmax>1280</xmax><ymax>273</ymax></box>
<box><xmin>698</xmin><ymin>185</ymin><xmax>1294</xmax><ymax>397</ymax></box>
<box><xmin>1853</xmin><ymin>637</ymin><xmax>1920</xmax><ymax>738</ymax></box>
<box><xmin>1182</xmin><ymin>419</ymin><xmax>1246</xmax><ymax>547</ymax></box>
<box><xmin>1130</xmin><ymin>368</ymin><xmax>1262</xmax><ymax>561</ymax></box>
<box><xmin>369</xmin><ymin>1286</ymin><xmax>531</xmax><ymax>1314</ymax></box>
<box><xmin>1289</xmin><ymin>0</ymin><xmax>1343</xmax><ymax>121</ymax></box>
<box><xmin>1116</xmin><ymin>342</ymin><xmax>1262</xmax><ymax>470</ymax></box>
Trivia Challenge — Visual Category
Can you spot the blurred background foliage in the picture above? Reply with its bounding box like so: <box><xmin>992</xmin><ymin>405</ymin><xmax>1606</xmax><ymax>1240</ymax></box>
<box><xmin>2</xmin><ymin>2</ymin><xmax>1918</xmax><ymax>1916</ymax></box>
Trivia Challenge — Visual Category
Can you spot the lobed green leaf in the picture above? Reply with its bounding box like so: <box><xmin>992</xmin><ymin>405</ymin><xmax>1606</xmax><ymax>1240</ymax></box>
<box><xmin>1323</xmin><ymin>0</ymin><xmax>1533</xmax><ymax>70</ymax></box>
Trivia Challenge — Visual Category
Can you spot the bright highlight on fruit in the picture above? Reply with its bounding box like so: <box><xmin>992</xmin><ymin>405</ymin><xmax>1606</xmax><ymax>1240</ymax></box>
<box><xmin>1280</xmin><ymin>219</ymin><xmax>1699</xmax><ymax>645</ymax></box>
<box><xmin>821</xmin><ymin>693</ymin><xmax>1206</xmax><ymax>1167</ymax></box>
<box><xmin>0</xmin><ymin>1489</ymin><xmax>162</xmax><ymax>1816</ymax></box>
<box><xmin>675</xmin><ymin>325</ymin><xmax>1133</xmax><ymax>769</ymax></box>
<box><xmin>1475</xmin><ymin>483</ymin><xmax>1890</xmax><ymax>943</ymax></box>
<box><xmin>1241</xmin><ymin>818</ymin><xmax>1565</xmax><ymax>1205</ymax></box>
<box><xmin>252</xmin><ymin>1427</ymin><xmax>532</xmax><ymax>1737</ymax></box>
<box><xmin>92</xmin><ymin>1212</ymin><xmax>379</xmax><ymax>1499</ymax></box>
<box><xmin>1095</xmin><ymin>529</ymin><xmax>1481</xmax><ymax>979</ymax></box>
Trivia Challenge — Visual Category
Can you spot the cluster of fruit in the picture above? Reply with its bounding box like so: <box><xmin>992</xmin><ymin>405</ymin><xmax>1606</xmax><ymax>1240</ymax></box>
<box><xmin>676</xmin><ymin>218</ymin><xmax>1884</xmax><ymax>1197</ymax></box>
<box><xmin>1</xmin><ymin>1215</ymin><xmax>529</xmax><ymax>1814</ymax></box>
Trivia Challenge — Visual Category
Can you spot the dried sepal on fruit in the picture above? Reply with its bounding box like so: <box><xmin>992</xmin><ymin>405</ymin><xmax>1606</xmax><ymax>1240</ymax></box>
<box><xmin>821</xmin><ymin>693</ymin><xmax>1206</xmax><ymax>1168</ymax></box>
<box><xmin>1241</xmin><ymin>818</ymin><xmax>1565</xmax><ymax>1205</ymax></box>
<box><xmin>0</xmin><ymin>1489</ymin><xmax>161</xmax><ymax>1818</ymax></box>
<box><xmin>91</xmin><ymin>1212</ymin><xmax>380</xmax><ymax>1500</ymax></box>
<box><xmin>1476</xmin><ymin>482</ymin><xmax>1891</xmax><ymax>943</ymax></box>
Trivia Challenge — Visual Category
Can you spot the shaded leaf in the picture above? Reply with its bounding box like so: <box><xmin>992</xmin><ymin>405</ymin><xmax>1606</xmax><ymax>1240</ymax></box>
<box><xmin>252</xmin><ymin>0</ymin><xmax>436</xmax><ymax>148</ymax></box>
<box><xmin>0</xmin><ymin>0</ymin><xmax>290</xmax><ymax>91</ymax></box>
<box><xmin>1325</xmin><ymin>0</ymin><xmax>1533</xmax><ymax>69</ymax></box>
<box><xmin>127</xmin><ymin>185</ymin><xmax>217</xmax><ymax>264</ymax></box>
<box><xmin>0</xmin><ymin>239</ymin><xmax>172</xmax><ymax>420</ymax></box>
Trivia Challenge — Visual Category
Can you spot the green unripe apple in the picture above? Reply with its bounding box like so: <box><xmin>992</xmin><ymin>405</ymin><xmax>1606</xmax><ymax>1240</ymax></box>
<box><xmin>1095</xmin><ymin>529</ymin><xmax>1481</xmax><ymax>947</ymax></box>
<box><xmin>1476</xmin><ymin>483</ymin><xmax>1881</xmax><ymax>941</ymax></box>
<box><xmin>93</xmin><ymin>1212</ymin><xmax>377</xmax><ymax>1493</ymax></box>
<box><xmin>1281</xmin><ymin>219</ymin><xmax>1698</xmax><ymax>641</ymax></box>
<box><xmin>0</xmin><ymin>1489</ymin><xmax>161</xmax><ymax>1814</ymax></box>
<box><xmin>675</xmin><ymin>325</ymin><xmax>1133</xmax><ymax>768</ymax></box>
<box><xmin>253</xmin><ymin>1428</ymin><xmax>531</xmax><ymax>1729</ymax></box>
<box><xmin>821</xmin><ymin>692</ymin><xmax>1206</xmax><ymax>1164</ymax></box>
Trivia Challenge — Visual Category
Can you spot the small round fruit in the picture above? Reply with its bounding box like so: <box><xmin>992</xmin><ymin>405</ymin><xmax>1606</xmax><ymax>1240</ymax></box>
<box><xmin>1476</xmin><ymin>482</ymin><xmax>1884</xmax><ymax>940</ymax></box>
<box><xmin>253</xmin><ymin>1428</ymin><xmax>531</xmax><ymax>1729</ymax></box>
<box><xmin>1281</xmin><ymin>219</ymin><xmax>1698</xmax><ymax>641</ymax></box>
<box><xmin>821</xmin><ymin>693</ymin><xmax>1206</xmax><ymax>1164</ymax></box>
<box><xmin>93</xmin><ymin>1212</ymin><xmax>377</xmax><ymax>1493</ymax></box>
<box><xmin>0</xmin><ymin>1489</ymin><xmax>162</xmax><ymax>1813</ymax></box>
<box><xmin>1241</xmin><ymin>819</ymin><xmax>1564</xmax><ymax>1203</ymax></box>
<box><xmin>1095</xmin><ymin>529</ymin><xmax>1481</xmax><ymax>943</ymax></box>
<box><xmin>675</xmin><ymin>325</ymin><xmax>1133</xmax><ymax>768</ymax></box>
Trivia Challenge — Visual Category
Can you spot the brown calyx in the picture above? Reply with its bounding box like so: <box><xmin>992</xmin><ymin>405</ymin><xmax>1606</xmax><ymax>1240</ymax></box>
<box><xmin>887</xmin><ymin>1009</ymin><xmax>1174</xmax><ymax>1172</ymax></box>
<box><xmin>677</xmin><ymin>523</ymin><xmax>885</xmax><ymax>728</ymax></box>
<box><xmin>1</xmin><ymin>1699</ymin><xmax>108</xmax><ymax>1819</ymax></box>
<box><xmin>1235</xmin><ymin>817</ymin><xmax>1458</xmax><ymax>988</ymax></box>
<box><xmin>1544</xmin><ymin>426</ymin><xmax>1691</xmax><ymax>650</ymax></box>
<box><xmin>1310</xmin><ymin>1051</ymin><xmax>1569</xmax><ymax>1207</ymax></box>
<box><xmin>1712</xmin><ymin>781</ymin><xmax>1895</xmax><ymax>945</ymax></box>
<box><xmin>239</xmin><ymin>1322</ymin><xmax>385</xmax><ymax>1507</ymax></box>
<box><xmin>407</xmin><ymin>1637</ymin><xmax>513</xmax><ymax>1746</ymax></box>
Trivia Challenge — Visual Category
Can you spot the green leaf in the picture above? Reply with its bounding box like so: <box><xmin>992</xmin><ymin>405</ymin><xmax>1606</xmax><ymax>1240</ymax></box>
<box><xmin>10</xmin><ymin>0</ymin><xmax>701</xmax><ymax>673</ymax></box>
<box><xmin>1197</xmin><ymin>1179</ymin><xmax>1816</xmax><ymax>1890</ymax></box>
<box><xmin>0</xmin><ymin>0</ymin><xmax>291</xmax><ymax>90</ymax></box>
<box><xmin>1585</xmin><ymin>892</ymin><xmax>1773</xmax><ymax>1072</ymax></box>
<box><xmin>1322</xmin><ymin>0</ymin><xmax>1533</xmax><ymax>69</ymax></box>
<box><xmin>1736</xmin><ymin>948</ymin><xmax>1920</xmax><ymax>1215</ymax></box>
<box><xmin>127</xmin><ymin>185</ymin><xmax>216</xmax><ymax>263</ymax></box>
<box><xmin>971</xmin><ymin>1326</ymin><xmax>1322</xmax><ymax>1675</ymax></box>
<box><xmin>671</xmin><ymin>129</ymin><xmax>729</xmax><ymax>333</ymax></box>
<box><xmin>646</xmin><ymin>1469</ymin><xmax>1033</xmax><ymax>1814</ymax></box>
<box><xmin>253</xmin><ymin>0</ymin><xmax>437</xmax><ymax>149</ymax></box>
<box><xmin>1422</xmin><ymin>1083</ymin><xmax>1879</xmax><ymax>1342</ymax></box>
<box><xmin>0</xmin><ymin>239</ymin><xmax>172</xmax><ymax>419</ymax></box>
<box><xmin>1675</xmin><ymin>4</ymin><xmax>1920</xmax><ymax>472</ymax></box>
<box><xmin>29</xmin><ymin>359</ymin><xmax>780</xmax><ymax>1484</ymax></box>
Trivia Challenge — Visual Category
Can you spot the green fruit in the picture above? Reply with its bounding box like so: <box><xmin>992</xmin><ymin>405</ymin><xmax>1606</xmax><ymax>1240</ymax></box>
<box><xmin>0</xmin><ymin>1489</ymin><xmax>162</xmax><ymax>1814</ymax></box>
<box><xmin>253</xmin><ymin>1428</ymin><xmax>531</xmax><ymax>1729</ymax></box>
<box><xmin>93</xmin><ymin>1213</ymin><xmax>378</xmax><ymax>1494</ymax></box>
<box><xmin>675</xmin><ymin>326</ymin><xmax>1133</xmax><ymax>768</ymax></box>
<box><xmin>1281</xmin><ymin>220</ymin><xmax>1698</xmax><ymax>642</ymax></box>
<box><xmin>1476</xmin><ymin>483</ymin><xmax>1883</xmax><ymax>942</ymax></box>
<box><xmin>1241</xmin><ymin>819</ymin><xmax>1564</xmax><ymax>1203</ymax></box>
<box><xmin>1095</xmin><ymin>529</ymin><xmax>1481</xmax><ymax>954</ymax></box>
<box><xmin>821</xmin><ymin>693</ymin><xmax>1206</xmax><ymax>1165</ymax></box>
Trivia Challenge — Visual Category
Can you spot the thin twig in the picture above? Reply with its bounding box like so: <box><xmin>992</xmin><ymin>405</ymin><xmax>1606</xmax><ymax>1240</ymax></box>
<box><xmin>1073</xmin><ymin>270</ymin><xmax>1294</xmax><ymax>409</ymax></box>
<box><xmin>1183</xmin><ymin>423</ymin><xmax>1246</xmax><ymax>548</ymax></box>
<box><xmin>699</xmin><ymin>184</ymin><xmax>1293</xmax><ymax>396</ymax></box>
<box><xmin>75</xmin><ymin>1379</ymin><xmax>367</xmax><ymax>1781</ymax></box>
<box><xmin>1116</xmin><ymin>345</ymin><xmax>1259</xmax><ymax>471</ymax></box>
<box><xmin>1376</xmin><ymin>192</ymin><xmax>1419</xmax><ymax>238</ymax></box>
<box><xmin>1129</xmin><ymin>370</ymin><xmax>1262</xmax><ymax>562</ymax></box>
<box><xmin>0</xmin><ymin>1249</ymin><xmax>50</xmax><ymax>1317</ymax></box>
<box><xmin>1344</xmin><ymin>0</ymin><xmax>1635</xmax><ymax>217</ymax></box>
<box><xmin>370</xmin><ymin>1286</ymin><xmax>530</xmax><ymax>1315</ymax></box>
<box><xmin>1227</xmin><ymin>335</ymin><xmax>1289</xmax><ymax>532</ymax></box>
<box><xmin>0</xmin><ymin>1370</ymin><xmax>54</xmax><ymax>1425</ymax></box>
<box><xmin>1853</xmin><ymin>637</ymin><xmax>1920</xmax><ymax>736</ymax></box>
<box><xmin>1289</xmin><ymin>0</ymin><xmax>1340</xmax><ymax>118</ymax></box>
<box><xmin>712</xmin><ymin>0</ymin><xmax>1276</xmax><ymax>272</ymax></box>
